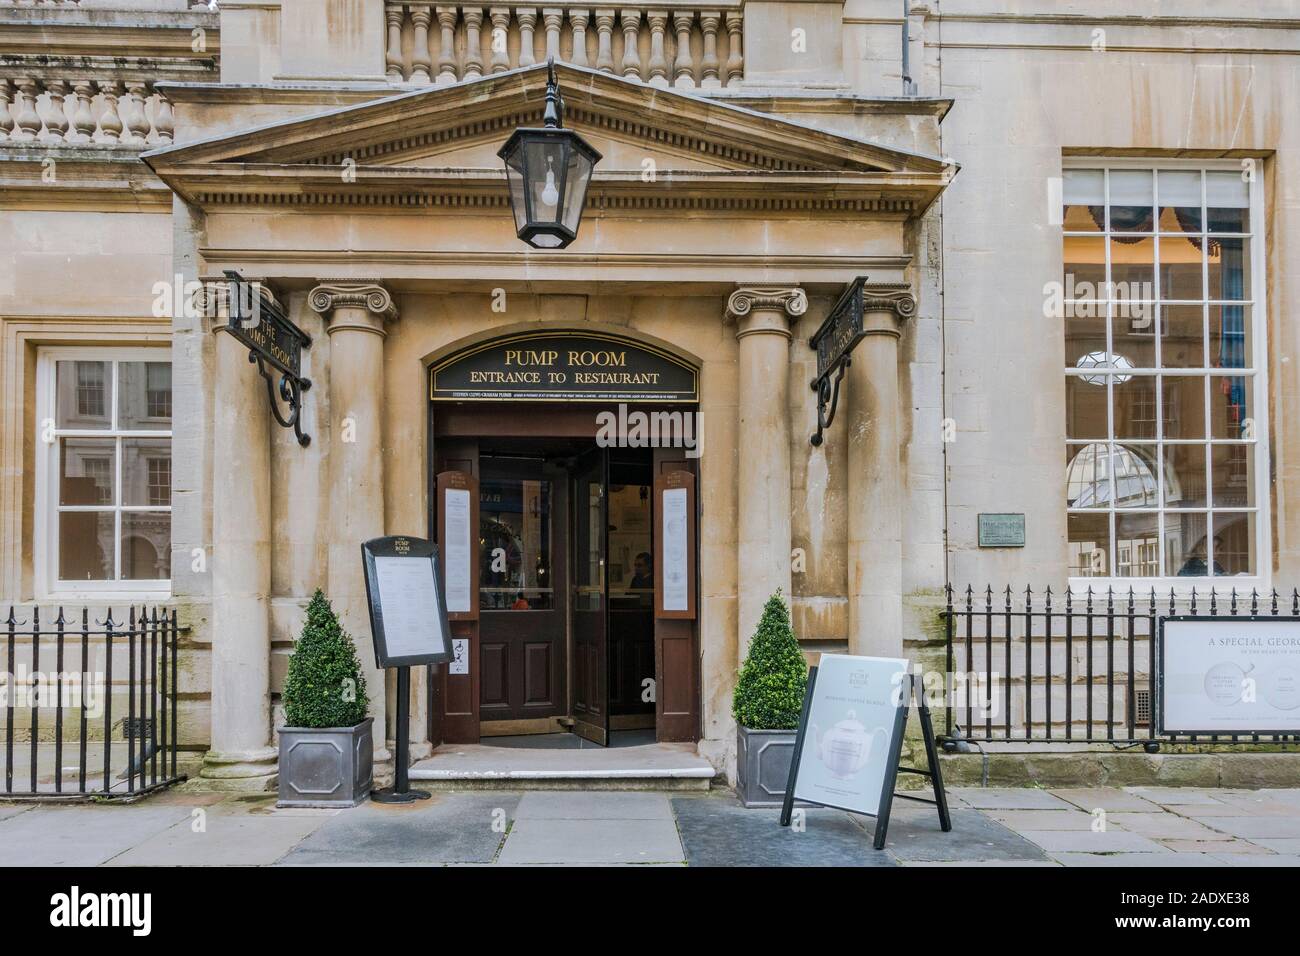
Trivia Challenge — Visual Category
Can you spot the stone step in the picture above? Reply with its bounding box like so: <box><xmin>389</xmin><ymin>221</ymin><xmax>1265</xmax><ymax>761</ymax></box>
<box><xmin>408</xmin><ymin>742</ymin><xmax>717</xmax><ymax>791</ymax></box>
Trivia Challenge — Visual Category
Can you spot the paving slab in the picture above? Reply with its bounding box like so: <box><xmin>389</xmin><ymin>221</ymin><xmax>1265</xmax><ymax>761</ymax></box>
<box><xmin>514</xmin><ymin>791</ymin><xmax>672</xmax><ymax>821</ymax></box>
<box><xmin>671</xmin><ymin>795</ymin><xmax>895</xmax><ymax>867</ymax></box>
<box><xmin>1018</xmin><ymin>829</ymin><xmax>1171</xmax><ymax>854</ymax></box>
<box><xmin>0</xmin><ymin>804</ymin><xmax>33</xmax><ymax>823</ymax></box>
<box><xmin>0</xmin><ymin>804</ymin><xmax>193</xmax><ymax>866</ymax></box>
<box><xmin>1208</xmin><ymin>853</ymin><xmax>1300</xmax><ymax>867</ymax></box>
<box><xmin>1051</xmin><ymin>788</ymin><xmax>1159</xmax><ymax>812</ymax></box>
<box><xmin>1238</xmin><ymin>837</ymin><xmax>1300</xmax><ymax>854</ymax></box>
<box><xmin>1050</xmin><ymin>852</ymin><xmax>1226</xmax><ymax>867</ymax></box>
<box><xmin>903</xmin><ymin>860</ymin><xmax>1062</xmax><ymax>867</ymax></box>
<box><xmin>986</xmin><ymin>809</ymin><xmax>1099</xmax><ymax>831</ymax></box>
<box><xmin>868</xmin><ymin>806</ymin><xmax>1049</xmax><ymax>863</ymax></box>
<box><xmin>1190</xmin><ymin>816</ymin><xmax>1300</xmax><ymax>840</ymax></box>
<box><xmin>948</xmin><ymin>788</ymin><xmax>1072</xmax><ymax>810</ymax></box>
<box><xmin>1206</xmin><ymin>791</ymin><xmax>1300</xmax><ymax>815</ymax></box>
<box><xmin>1161</xmin><ymin>838</ymin><xmax>1272</xmax><ymax>855</ymax></box>
<box><xmin>106</xmin><ymin>811</ymin><xmax>328</xmax><ymax>866</ymax></box>
<box><xmin>1126</xmin><ymin>787</ymin><xmax>1234</xmax><ymax>807</ymax></box>
<box><xmin>1107</xmin><ymin>812</ymin><xmax>1233</xmax><ymax>841</ymax></box>
<box><xmin>498</xmin><ymin>817</ymin><xmax>683</xmax><ymax>864</ymax></box>
<box><xmin>278</xmin><ymin>792</ymin><xmax>521</xmax><ymax>865</ymax></box>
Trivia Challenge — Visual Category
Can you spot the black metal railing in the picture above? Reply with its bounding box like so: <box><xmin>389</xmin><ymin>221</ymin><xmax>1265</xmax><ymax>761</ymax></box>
<box><xmin>942</xmin><ymin>585</ymin><xmax>1300</xmax><ymax>749</ymax></box>
<box><xmin>2</xmin><ymin>606</ymin><xmax>183</xmax><ymax>798</ymax></box>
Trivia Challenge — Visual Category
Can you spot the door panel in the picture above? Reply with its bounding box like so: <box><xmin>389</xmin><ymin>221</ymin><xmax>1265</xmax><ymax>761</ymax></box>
<box><xmin>571</xmin><ymin>446</ymin><xmax>609</xmax><ymax>745</ymax></box>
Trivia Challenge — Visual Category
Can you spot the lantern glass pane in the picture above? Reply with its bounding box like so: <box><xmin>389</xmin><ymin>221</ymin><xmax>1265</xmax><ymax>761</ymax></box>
<box><xmin>503</xmin><ymin>144</ymin><xmax>529</xmax><ymax>232</ymax></box>
<box><xmin>524</xmin><ymin>138</ymin><xmax>566</xmax><ymax>227</ymax></box>
<box><xmin>562</xmin><ymin>149</ymin><xmax>593</xmax><ymax>234</ymax></box>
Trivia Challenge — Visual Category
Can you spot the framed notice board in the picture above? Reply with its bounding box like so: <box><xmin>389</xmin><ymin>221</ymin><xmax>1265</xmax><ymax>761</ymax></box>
<box><xmin>436</xmin><ymin>470</ymin><xmax>479</xmax><ymax>621</ymax></box>
<box><xmin>360</xmin><ymin>535</ymin><xmax>453</xmax><ymax>668</ymax></box>
<box><xmin>654</xmin><ymin>470</ymin><xmax>696</xmax><ymax>620</ymax></box>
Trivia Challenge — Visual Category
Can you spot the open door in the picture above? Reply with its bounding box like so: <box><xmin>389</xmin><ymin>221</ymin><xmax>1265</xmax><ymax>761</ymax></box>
<box><xmin>570</xmin><ymin>446</ymin><xmax>609</xmax><ymax>745</ymax></box>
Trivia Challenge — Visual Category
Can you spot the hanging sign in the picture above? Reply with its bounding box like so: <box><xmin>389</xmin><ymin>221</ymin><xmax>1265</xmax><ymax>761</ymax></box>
<box><xmin>1160</xmin><ymin>616</ymin><xmax>1300</xmax><ymax>735</ymax></box>
<box><xmin>223</xmin><ymin>270</ymin><xmax>314</xmax><ymax>446</ymax></box>
<box><xmin>781</xmin><ymin>654</ymin><xmax>951</xmax><ymax>850</ymax></box>
<box><xmin>808</xmin><ymin>276</ymin><xmax>868</xmax><ymax>446</ymax></box>
<box><xmin>430</xmin><ymin>331</ymin><xmax>698</xmax><ymax>403</ymax></box>
<box><xmin>360</xmin><ymin>535</ymin><xmax>453</xmax><ymax>668</ymax></box>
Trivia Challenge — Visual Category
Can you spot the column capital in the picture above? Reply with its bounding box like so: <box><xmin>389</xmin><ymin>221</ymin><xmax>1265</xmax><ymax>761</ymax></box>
<box><xmin>859</xmin><ymin>282</ymin><xmax>917</xmax><ymax>337</ymax></box>
<box><xmin>309</xmin><ymin>281</ymin><xmax>398</xmax><ymax>335</ymax></box>
<box><xmin>726</xmin><ymin>286</ymin><xmax>807</xmax><ymax>340</ymax></box>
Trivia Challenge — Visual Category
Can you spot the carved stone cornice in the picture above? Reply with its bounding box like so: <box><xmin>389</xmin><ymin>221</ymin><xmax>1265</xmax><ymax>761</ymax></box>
<box><xmin>309</xmin><ymin>281</ymin><xmax>399</xmax><ymax>336</ymax></box>
<box><xmin>859</xmin><ymin>282</ymin><xmax>916</xmax><ymax>338</ymax></box>
<box><xmin>726</xmin><ymin>286</ymin><xmax>807</xmax><ymax>341</ymax></box>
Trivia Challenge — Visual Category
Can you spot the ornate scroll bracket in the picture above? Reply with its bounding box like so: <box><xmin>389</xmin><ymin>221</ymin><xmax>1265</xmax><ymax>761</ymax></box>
<box><xmin>808</xmin><ymin>278</ymin><xmax>915</xmax><ymax>446</ymax></box>
<box><xmin>224</xmin><ymin>270</ymin><xmax>314</xmax><ymax>447</ymax></box>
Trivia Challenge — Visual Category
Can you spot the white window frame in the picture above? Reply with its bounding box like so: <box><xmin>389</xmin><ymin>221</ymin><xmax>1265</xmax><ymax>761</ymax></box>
<box><xmin>1063</xmin><ymin>157</ymin><xmax>1271</xmax><ymax>593</ymax></box>
<box><xmin>34</xmin><ymin>346</ymin><xmax>173</xmax><ymax>600</ymax></box>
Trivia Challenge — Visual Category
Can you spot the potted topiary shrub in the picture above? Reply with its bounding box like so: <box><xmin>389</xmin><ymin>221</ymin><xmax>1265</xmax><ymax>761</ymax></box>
<box><xmin>733</xmin><ymin>590</ymin><xmax>808</xmax><ymax>808</ymax></box>
<box><xmin>277</xmin><ymin>589</ymin><xmax>374</xmax><ymax>808</ymax></box>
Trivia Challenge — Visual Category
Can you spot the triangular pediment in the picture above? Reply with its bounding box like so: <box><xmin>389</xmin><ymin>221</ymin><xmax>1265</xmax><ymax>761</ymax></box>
<box><xmin>144</xmin><ymin>63</ymin><xmax>954</xmax><ymax>211</ymax></box>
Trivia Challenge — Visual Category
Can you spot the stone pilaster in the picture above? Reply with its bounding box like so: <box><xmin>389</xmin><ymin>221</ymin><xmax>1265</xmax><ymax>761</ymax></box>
<box><xmin>202</xmin><ymin>322</ymin><xmax>276</xmax><ymax>789</ymax></box>
<box><xmin>309</xmin><ymin>281</ymin><xmax>400</xmax><ymax>772</ymax></box>
<box><xmin>845</xmin><ymin>283</ymin><xmax>916</xmax><ymax>657</ymax></box>
<box><xmin>727</xmin><ymin>285</ymin><xmax>806</xmax><ymax>656</ymax></box>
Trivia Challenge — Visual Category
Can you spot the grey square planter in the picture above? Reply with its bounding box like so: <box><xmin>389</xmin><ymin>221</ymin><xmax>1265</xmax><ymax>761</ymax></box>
<box><xmin>736</xmin><ymin>725</ymin><xmax>798</xmax><ymax>808</ymax></box>
<box><xmin>277</xmin><ymin>717</ymin><xmax>373</xmax><ymax>808</ymax></box>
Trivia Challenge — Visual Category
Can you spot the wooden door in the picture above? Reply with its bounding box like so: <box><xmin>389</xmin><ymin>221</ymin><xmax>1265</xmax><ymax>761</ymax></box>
<box><xmin>653</xmin><ymin>450</ymin><xmax>700</xmax><ymax>742</ymax></box>
<box><xmin>570</xmin><ymin>446</ymin><xmax>609</xmax><ymax>745</ymax></box>
<box><xmin>477</xmin><ymin>455</ymin><xmax>567</xmax><ymax>725</ymax></box>
<box><xmin>432</xmin><ymin>440</ymin><xmax>479</xmax><ymax>744</ymax></box>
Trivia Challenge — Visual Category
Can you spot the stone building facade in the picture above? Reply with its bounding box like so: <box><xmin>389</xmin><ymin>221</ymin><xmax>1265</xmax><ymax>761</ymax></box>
<box><xmin>1</xmin><ymin>0</ymin><xmax>1297</xmax><ymax>785</ymax></box>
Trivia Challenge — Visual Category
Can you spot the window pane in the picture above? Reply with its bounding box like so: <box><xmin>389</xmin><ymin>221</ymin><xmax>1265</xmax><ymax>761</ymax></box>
<box><xmin>1063</xmin><ymin>236</ymin><xmax>1106</xmax><ymax>293</ymax></box>
<box><xmin>1113</xmin><ymin>375</ymin><xmax>1157</xmax><ymax>440</ymax></box>
<box><xmin>1160</xmin><ymin>375</ymin><xmax>1206</xmax><ymax>439</ymax></box>
<box><xmin>1157</xmin><ymin>233</ymin><xmax>1204</xmax><ymax>300</ymax></box>
<box><xmin>118</xmin><ymin>362</ymin><xmax>172</xmax><ymax>430</ymax></box>
<box><xmin>1157</xmin><ymin>170</ymin><xmax>1202</xmax><ymax>233</ymax></box>
<box><xmin>1209</xmin><ymin>376</ymin><xmax>1250</xmax><ymax>439</ymax></box>
<box><xmin>1066</xmin><ymin>443</ymin><xmax>1109</xmax><ymax>509</ymax></box>
<box><xmin>1208</xmin><ymin>237</ymin><xmax>1250</xmax><ymax>300</ymax></box>
<box><xmin>1167</xmin><ymin>512</ymin><xmax>1209</xmax><ymax>577</ymax></box>
<box><xmin>479</xmin><ymin>477</ymin><xmax>553</xmax><ymax>610</ymax></box>
<box><xmin>1209</xmin><ymin>305</ymin><xmax>1251</xmax><ymax>370</ymax></box>
<box><xmin>1108</xmin><ymin>170</ymin><xmax>1154</xmax><ymax>232</ymax></box>
<box><xmin>1210</xmin><ymin>443</ymin><xmax>1254</xmax><ymax>508</ymax></box>
<box><xmin>1065</xmin><ymin>375</ymin><xmax>1109</xmax><ymax>439</ymax></box>
<box><xmin>59</xmin><ymin>511</ymin><xmax>114</xmax><ymax>581</ymax></box>
<box><xmin>122</xmin><ymin>438</ymin><xmax>171</xmax><ymax>507</ymax></box>
<box><xmin>1160</xmin><ymin>305</ymin><xmax>1205</xmax><ymax>368</ymax></box>
<box><xmin>1163</xmin><ymin>444</ymin><xmax>1207</xmax><ymax>508</ymax></box>
<box><xmin>1115</xmin><ymin>513</ymin><xmax>1160</xmax><ymax>577</ymax></box>
<box><xmin>1113</xmin><ymin>443</ymin><xmax>1158</xmax><ymax>508</ymax></box>
<box><xmin>1109</xmin><ymin>235</ymin><xmax>1154</xmax><ymax>291</ymax></box>
<box><xmin>1065</xmin><ymin>311</ymin><xmax>1107</xmax><ymax>368</ymax></box>
<box><xmin>56</xmin><ymin>360</ymin><xmax>111</xmax><ymax>429</ymax></box>
<box><xmin>1206</xmin><ymin>171</ymin><xmax>1250</xmax><ymax>233</ymax></box>
<box><xmin>1210</xmin><ymin>512</ymin><xmax>1254</xmax><ymax>576</ymax></box>
<box><xmin>60</xmin><ymin>438</ymin><xmax>115</xmax><ymax>506</ymax></box>
<box><xmin>1068</xmin><ymin>513</ymin><xmax>1111</xmax><ymax>577</ymax></box>
<box><xmin>121</xmin><ymin>512</ymin><xmax>170</xmax><ymax>580</ymax></box>
<box><xmin>1062</xmin><ymin>169</ymin><xmax>1104</xmax><ymax>231</ymax></box>
<box><xmin>1110</xmin><ymin>302</ymin><xmax>1156</xmax><ymax>368</ymax></box>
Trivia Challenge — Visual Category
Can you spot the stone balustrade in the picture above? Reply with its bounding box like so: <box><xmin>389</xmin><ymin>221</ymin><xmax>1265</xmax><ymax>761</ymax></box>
<box><xmin>0</xmin><ymin>74</ymin><xmax>174</xmax><ymax>147</ymax></box>
<box><xmin>383</xmin><ymin>3</ymin><xmax>743</xmax><ymax>88</ymax></box>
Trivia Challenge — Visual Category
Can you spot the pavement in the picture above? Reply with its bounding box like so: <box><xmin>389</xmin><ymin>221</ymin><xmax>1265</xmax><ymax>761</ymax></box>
<box><xmin>2</xmin><ymin>786</ymin><xmax>1299</xmax><ymax>866</ymax></box>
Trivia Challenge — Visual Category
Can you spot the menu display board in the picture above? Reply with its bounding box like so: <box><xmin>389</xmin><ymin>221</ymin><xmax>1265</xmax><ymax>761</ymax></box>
<box><xmin>1161</xmin><ymin>616</ymin><xmax>1300</xmax><ymax>735</ymax></box>
<box><xmin>654</xmin><ymin>470</ymin><xmax>696</xmax><ymax>620</ymax></box>
<box><xmin>361</xmin><ymin>536</ymin><xmax>453</xmax><ymax>668</ymax></box>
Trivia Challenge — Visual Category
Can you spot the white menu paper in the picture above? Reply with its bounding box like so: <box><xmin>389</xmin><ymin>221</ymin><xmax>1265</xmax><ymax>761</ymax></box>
<box><xmin>444</xmin><ymin>487</ymin><xmax>472</xmax><ymax>613</ymax></box>
<box><xmin>662</xmin><ymin>486</ymin><xmax>688</xmax><ymax>612</ymax></box>
<box><xmin>374</xmin><ymin>555</ymin><xmax>444</xmax><ymax>658</ymax></box>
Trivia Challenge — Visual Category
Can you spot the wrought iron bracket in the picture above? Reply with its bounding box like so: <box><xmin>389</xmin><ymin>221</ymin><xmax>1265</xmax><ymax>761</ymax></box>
<box><xmin>809</xmin><ymin>356</ymin><xmax>850</xmax><ymax>447</ymax></box>
<box><xmin>250</xmin><ymin>352</ymin><xmax>313</xmax><ymax>447</ymax></box>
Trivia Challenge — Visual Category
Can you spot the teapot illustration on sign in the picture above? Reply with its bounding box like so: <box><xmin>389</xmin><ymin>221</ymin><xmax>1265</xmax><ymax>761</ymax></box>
<box><xmin>811</xmin><ymin>711</ymin><xmax>884</xmax><ymax>779</ymax></box>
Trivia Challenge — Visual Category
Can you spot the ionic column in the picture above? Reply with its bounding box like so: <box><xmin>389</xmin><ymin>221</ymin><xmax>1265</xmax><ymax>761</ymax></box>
<box><xmin>202</xmin><ymin>320</ymin><xmax>276</xmax><ymax>789</ymax></box>
<box><xmin>727</xmin><ymin>286</ymin><xmax>806</xmax><ymax>655</ymax></box>
<box><xmin>845</xmin><ymin>284</ymin><xmax>916</xmax><ymax>657</ymax></box>
<box><xmin>310</xmin><ymin>282</ymin><xmax>399</xmax><ymax>769</ymax></box>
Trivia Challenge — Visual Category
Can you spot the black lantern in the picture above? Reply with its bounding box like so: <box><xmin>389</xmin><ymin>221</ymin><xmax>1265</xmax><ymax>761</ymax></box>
<box><xmin>498</xmin><ymin>60</ymin><xmax>601</xmax><ymax>249</ymax></box>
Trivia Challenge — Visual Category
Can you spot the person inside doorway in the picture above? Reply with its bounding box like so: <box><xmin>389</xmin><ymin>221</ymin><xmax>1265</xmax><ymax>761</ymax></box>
<box><xmin>1178</xmin><ymin>534</ymin><xmax>1226</xmax><ymax>577</ymax></box>
<box><xmin>629</xmin><ymin>551</ymin><xmax>653</xmax><ymax>589</ymax></box>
